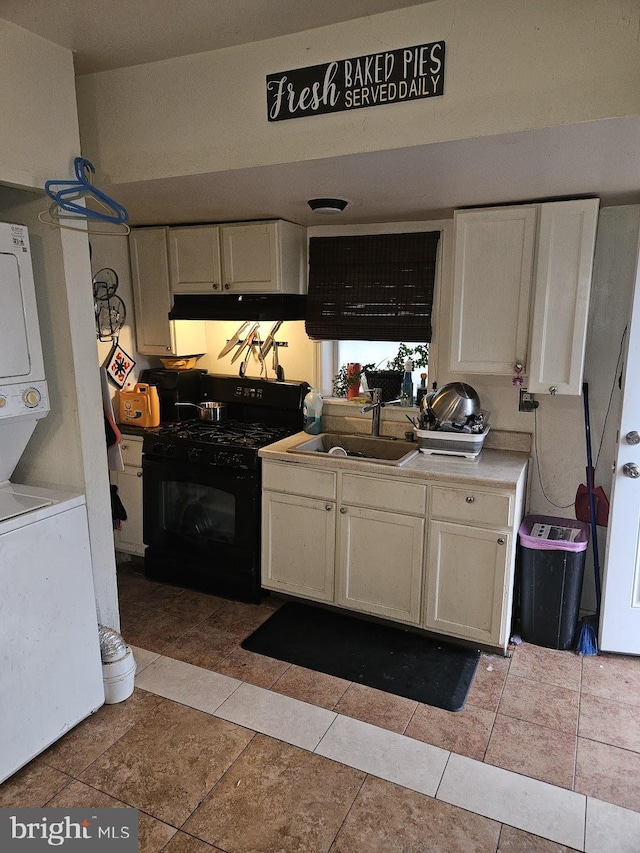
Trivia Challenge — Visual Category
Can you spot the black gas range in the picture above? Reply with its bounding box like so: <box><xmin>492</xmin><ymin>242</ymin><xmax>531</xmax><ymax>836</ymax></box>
<box><xmin>142</xmin><ymin>376</ymin><xmax>308</xmax><ymax>602</ymax></box>
<box><xmin>144</xmin><ymin>420</ymin><xmax>298</xmax><ymax>471</ymax></box>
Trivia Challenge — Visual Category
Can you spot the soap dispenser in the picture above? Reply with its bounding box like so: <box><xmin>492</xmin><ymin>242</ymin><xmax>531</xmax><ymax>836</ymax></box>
<box><xmin>303</xmin><ymin>387</ymin><xmax>323</xmax><ymax>434</ymax></box>
<box><xmin>401</xmin><ymin>358</ymin><xmax>413</xmax><ymax>407</ymax></box>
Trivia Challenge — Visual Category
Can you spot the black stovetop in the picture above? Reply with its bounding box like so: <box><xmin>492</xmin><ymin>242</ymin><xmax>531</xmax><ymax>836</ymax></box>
<box><xmin>152</xmin><ymin>419</ymin><xmax>297</xmax><ymax>450</ymax></box>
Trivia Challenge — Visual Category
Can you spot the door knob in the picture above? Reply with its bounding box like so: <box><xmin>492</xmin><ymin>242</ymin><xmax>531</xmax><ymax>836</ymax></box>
<box><xmin>626</xmin><ymin>431</ymin><xmax>640</xmax><ymax>445</ymax></box>
<box><xmin>622</xmin><ymin>462</ymin><xmax>640</xmax><ymax>478</ymax></box>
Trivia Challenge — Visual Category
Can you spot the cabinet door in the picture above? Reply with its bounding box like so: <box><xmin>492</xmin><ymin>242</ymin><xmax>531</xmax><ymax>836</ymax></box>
<box><xmin>337</xmin><ymin>505</ymin><xmax>424</xmax><ymax>626</ymax></box>
<box><xmin>112</xmin><ymin>466</ymin><xmax>145</xmax><ymax>556</ymax></box>
<box><xmin>130</xmin><ymin>227</ymin><xmax>174</xmax><ymax>355</ymax></box>
<box><xmin>261</xmin><ymin>491</ymin><xmax>335</xmax><ymax>602</ymax></box>
<box><xmin>129</xmin><ymin>227</ymin><xmax>207</xmax><ymax>356</ymax></box>
<box><xmin>527</xmin><ymin>199</ymin><xmax>599</xmax><ymax>395</ymax></box>
<box><xmin>168</xmin><ymin>226</ymin><xmax>222</xmax><ymax>294</ymax></box>
<box><xmin>221</xmin><ymin>222</ymin><xmax>278</xmax><ymax>292</ymax></box>
<box><xmin>450</xmin><ymin>206</ymin><xmax>536</xmax><ymax>374</ymax></box>
<box><xmin>425</xmin><ymin>521</ymin><xmax>511</xmax><ymax>647</ymax></box>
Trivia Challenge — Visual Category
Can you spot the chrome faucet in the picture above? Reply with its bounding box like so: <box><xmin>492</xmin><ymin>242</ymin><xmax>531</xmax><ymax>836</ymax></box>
<box><xmin>360</xmin><ymin>388</ymin><xmax>384</xmax><ymax>436</ymax></box>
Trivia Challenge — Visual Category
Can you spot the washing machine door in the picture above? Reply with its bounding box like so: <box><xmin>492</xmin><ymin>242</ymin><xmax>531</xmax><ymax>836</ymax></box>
<box><xmin>0</xmin><ymin>251</ymin><xmax>30</xmax><ymax>379</ymax></box>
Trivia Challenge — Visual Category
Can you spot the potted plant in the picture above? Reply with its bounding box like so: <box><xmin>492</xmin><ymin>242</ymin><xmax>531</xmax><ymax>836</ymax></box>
<box><xmin>364</xmin><ymin>343</ymin><xmax>429</xmax><ymax>402</ymax></box>
<box><xmin>332</xmin><ymin>362</ymin><xmax>375</xmax><ymax>398</ymax></box>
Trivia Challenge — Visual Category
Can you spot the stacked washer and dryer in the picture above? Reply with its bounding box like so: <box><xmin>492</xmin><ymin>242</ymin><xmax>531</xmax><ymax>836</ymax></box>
<box><xmin>0</xmin><ymin>222</ymin><xmax>104</xmax><ymax>783</ymax></box>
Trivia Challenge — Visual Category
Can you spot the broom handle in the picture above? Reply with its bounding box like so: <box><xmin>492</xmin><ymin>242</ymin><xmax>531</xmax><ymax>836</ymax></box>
<box><xmin>583</xmin><ymin>382</ymin><xmax>602</xmax><ymax>608</ymax></box>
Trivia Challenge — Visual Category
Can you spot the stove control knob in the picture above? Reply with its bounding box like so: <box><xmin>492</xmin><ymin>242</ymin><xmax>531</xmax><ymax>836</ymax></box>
<box><xmin>152</xmin><ymin>442</ymin><xmax>166</xmax><ymax>455</ymax></box>
<box><xmin>23</xmin><ymin>387</ymin><xmax>41</xmax><ymax>408</ymax></box>
<box><xmin>164</xmin><ymin>443</ymin><xmax>177</xmax><ymax>457</ymax></box>
<box><xmin>216</xmin><ymin>452</ymin><xmax>229</xmax><ymax>466</ymax></box>
<box><xmin>188</xmin><ymin>448</ymin><xmax>202</xmax><ymax>462</ymax></box>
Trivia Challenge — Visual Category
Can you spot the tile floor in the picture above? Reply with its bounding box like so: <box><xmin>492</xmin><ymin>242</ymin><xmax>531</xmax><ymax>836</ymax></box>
<box><xmin>2</xmin><ymin>561</ymin><xmax>640</xmax><ymax>852</ymax></box>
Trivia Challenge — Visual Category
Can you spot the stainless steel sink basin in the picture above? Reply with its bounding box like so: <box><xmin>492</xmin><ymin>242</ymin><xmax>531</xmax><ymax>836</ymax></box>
<box><xmin>287</xmin><ymin>433</ymin><xmax>420</xmax><ymax>467</ymax></box>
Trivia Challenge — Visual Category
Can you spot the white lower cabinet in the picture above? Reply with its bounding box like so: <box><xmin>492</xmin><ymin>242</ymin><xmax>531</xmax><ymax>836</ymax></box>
<box><xmin>261</xmin><ymin>459</ymin><xmax>525</xmax><ymax>651</ymax></box>
<box><xmin>261</xmin><ymin>491</ymin><xmax>335</xmax><ymax>602</ymax></box>
<box><xmin>111</xmin><ymin>435</ymin><xmax>145</xmax><ymax>557</ymax></box>
<box><xmin>337</xmin><ymin>505</ymin><xmax>424</xmax><ymax>625</ymax></box>
<box><xmin>425</xmin><ymin>484</ymin><xmax>521</xmax><ymax>648</ymax></box>
<box><xmin>261</xmin><ymin>462</ymin><xmax>425</xmax><ymax>625</ymax></box>
<box><xmin>425</xmin><ymin>522</ymin><xmax>510</xmax><ymax>646</ymax></box>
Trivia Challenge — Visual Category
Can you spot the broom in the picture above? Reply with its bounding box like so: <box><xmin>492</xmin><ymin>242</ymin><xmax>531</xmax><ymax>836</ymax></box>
<box><xmin>576</xmin><ymin>383</ymin><xmax>601</xmax><ymax>655</ymax></box>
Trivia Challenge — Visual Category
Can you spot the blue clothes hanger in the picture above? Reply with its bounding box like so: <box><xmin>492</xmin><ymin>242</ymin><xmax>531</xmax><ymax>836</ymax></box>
<box><xmin>44</xmin><ymin>157</ymin><xmax>129</xmax><ymax>225</ymax></box>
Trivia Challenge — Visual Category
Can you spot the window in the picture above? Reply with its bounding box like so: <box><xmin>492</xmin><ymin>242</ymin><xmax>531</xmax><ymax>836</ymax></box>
<box><xmin>337</xmin><ymin>340</ymin><xmax>428</xmax><ymax>393</ymax></box>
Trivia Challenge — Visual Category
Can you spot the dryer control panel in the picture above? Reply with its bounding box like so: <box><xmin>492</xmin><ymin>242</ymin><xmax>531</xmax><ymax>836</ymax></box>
<box><xmin>0</xmin><ymin>380</ymin><xmax>50</xmax><ymax>421</ymax></box>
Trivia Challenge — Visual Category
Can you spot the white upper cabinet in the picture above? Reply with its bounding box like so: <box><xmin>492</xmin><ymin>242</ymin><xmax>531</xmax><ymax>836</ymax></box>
<box><xmin>166</xmin><ymin>220</ymin><xmax>307</xmax><ymax>295</ymax></box>
<box><xmin>129</xmin><ymin>227</ymin><xmax>207</xmax><ymax>356</ymax></box>
<box><xmin>169</xmin><ymin>225</ymin><xmax>222</xmax><ymax>294</ymax></box>
<box><xmin>527</xmin><ymin>199</ymin><xmax>599</xmax><ymax>395</ymax></box>
<box><xmin>450</xmin><ymin>206</ymin><xmax>537</xmax><ymax>375</ymax></box>
<box><xmin>450</xmin><ymin>199</ymin><xmax>599</xmax><ymax>394</ymax></box>
<box><xmin>220</xmin><ymin>220</ymin><xmax>307</xmax><ymax>294</ymax></box>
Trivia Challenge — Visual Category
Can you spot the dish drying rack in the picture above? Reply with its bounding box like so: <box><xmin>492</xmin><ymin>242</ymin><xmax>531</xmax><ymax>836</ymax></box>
<box><xmin>414</xmin><ymin>425</ymin><xmax>490</xmax><ymax>459</ymax></box>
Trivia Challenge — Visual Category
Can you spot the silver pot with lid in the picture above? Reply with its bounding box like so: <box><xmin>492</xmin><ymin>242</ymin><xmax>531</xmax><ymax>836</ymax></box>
<box><xmin>174</xmin><ymin>401</ymin><xmax>227</xmax><ymax>422</ymax></box>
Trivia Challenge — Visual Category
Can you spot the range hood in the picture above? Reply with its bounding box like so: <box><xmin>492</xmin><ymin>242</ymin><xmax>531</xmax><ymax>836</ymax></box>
<box><xmin>169</xmin><ymin>294</ymin><xmax>307</xmax><ymax>321</ymax></box>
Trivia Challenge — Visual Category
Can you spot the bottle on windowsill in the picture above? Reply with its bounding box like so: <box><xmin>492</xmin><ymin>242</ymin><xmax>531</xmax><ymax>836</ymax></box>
<box><xmin>401</xmin><ymin>358</ymin><xmax>413</xmax><ymax>407</ymax></box>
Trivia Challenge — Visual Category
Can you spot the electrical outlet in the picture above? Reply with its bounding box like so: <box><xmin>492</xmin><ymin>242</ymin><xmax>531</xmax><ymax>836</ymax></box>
<box><xmin>519</xmin><ymin>389</ymin><xmax>539</xmax><ymax>412</ymax></box>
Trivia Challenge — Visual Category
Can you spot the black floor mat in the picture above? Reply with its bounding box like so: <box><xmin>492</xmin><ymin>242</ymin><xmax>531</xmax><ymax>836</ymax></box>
<box><xmin>242</xmin><ymin>602</ymin><xmax>480</xmax><ymax>711</ymax></box>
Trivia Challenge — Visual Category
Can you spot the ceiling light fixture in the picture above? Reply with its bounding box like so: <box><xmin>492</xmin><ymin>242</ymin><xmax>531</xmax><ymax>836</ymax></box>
<box><xmin>307</xmin><ymin>197</ymin><xmax>348</xmax><ymax>214</ymax></box>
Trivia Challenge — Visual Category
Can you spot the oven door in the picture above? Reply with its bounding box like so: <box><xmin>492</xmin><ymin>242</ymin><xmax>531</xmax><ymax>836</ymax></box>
<box><xmin>142</xmin><ymin>455</ymin><xmax>262</xmax><ymax>601</ymax></box>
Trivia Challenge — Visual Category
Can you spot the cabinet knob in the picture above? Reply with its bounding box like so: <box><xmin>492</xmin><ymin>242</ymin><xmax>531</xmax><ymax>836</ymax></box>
<box><xmin>137</xmin><ymin>471</ymin><xmax>143</xmax><ymax>478</ymax></box>
<box><xmin>339</xmin><ymin>507</ymin><xmax>347</xmax><ymax>514</ymax></box>
<box><xmin>325</xmin><ymin>504</ymin><xmax>332</xmax><ymax>511</ymax></box>
<box><xmin>121</xmin><ymin>444</ymin><xmax>128</xmax><ymax>451</ymax></box>
<box><xmin>166</xmin><ymin>346</ymin><xmax>172</xmax><ymax>351</ymax></box>
<box><xmin>224</xmin><ymin>283</ymin><xmax>231</xmax><ymax>290</ymax></box>
<box><xmin>626</xmin><ymin>431</ymin><xmax>640</xmax><ymax>445</ymax></box>
<box><xmin>465</xmin><ymin>496</ymin><xmax>475</xmax><ymax>503</ymax></box>
<box><xmin>212</xmin><ymin>283</ymin><xmax>219</xmax><ymax>290</ymax></box>
<box><xmin>497</xmin><ymin>537</ymin><xmax>505</xmax><ymax>544</ymax></box>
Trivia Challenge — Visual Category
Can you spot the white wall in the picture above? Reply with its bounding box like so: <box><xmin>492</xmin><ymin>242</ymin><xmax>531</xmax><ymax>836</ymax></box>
<box><xmin>0</xmin><ymin>21</ymin><xmax>80</xmax><ymax>188</ymax></box>
<box><xmin>76</xmin><ymin>0</ymin><xmax>640</xmax><ymax>187</ymax></box>
<box><xmin>0</xmin><ymin>22</ymin><xmax>119</xmax><ymax>629</ymax></box>
<box><xmin>91</xmin><ymin>234</ymin><xmax>154</xmax><ymax>396</ymax></box>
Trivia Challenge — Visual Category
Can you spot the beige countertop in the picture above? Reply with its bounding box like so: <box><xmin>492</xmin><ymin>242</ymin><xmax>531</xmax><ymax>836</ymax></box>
<box><xmin>259</xmin><ymin>431</ymin><xmax>529</xmax><ymax>490</ymax></box>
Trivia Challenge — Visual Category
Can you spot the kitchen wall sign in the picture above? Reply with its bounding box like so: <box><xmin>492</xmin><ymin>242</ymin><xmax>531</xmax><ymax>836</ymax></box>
<box><xmin>266</xmin><ymin>41</ymin><xmax>445</xmax><ymax>122</ymax></box>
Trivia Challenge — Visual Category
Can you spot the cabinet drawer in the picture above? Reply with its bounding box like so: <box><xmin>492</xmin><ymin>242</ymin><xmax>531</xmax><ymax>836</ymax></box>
<box><xmin>341</xmin><ymin>473</ymin><xmax>427</xmax><ymax>516</ymax></box>
<box><xmin>119</xmin><ymin>437</ymin><xmax>143</xmax><ymax>468</ymax></box>
<box><xmin>262</xmin><ymin>461</ymin><xmax>336</xmax><ymax>501</ymax></box>
<box><xmin>430</xmin><ymin>486</ymin><xmax>512</xmax><ymax>528</ymax></box>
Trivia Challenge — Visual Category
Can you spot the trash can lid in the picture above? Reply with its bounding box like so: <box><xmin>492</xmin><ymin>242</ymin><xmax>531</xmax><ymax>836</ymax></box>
<box><xmin>518</xmin><ymin>514</ymin><xmax>590</xmax><ymax>552</ymax></box>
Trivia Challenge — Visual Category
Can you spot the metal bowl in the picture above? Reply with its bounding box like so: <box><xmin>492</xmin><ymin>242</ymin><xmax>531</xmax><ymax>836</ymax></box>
<box><xmin>428</xmin><ymin>382</ymin><xmax>480</xmax><ymax>426</ymax></box>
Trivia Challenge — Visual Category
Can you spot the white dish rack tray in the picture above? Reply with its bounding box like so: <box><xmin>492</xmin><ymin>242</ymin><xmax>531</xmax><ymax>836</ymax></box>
<box><xmin>414</xmin><ymin>425</ymin><xmax>490</xmax><ymax>459</ymax></box>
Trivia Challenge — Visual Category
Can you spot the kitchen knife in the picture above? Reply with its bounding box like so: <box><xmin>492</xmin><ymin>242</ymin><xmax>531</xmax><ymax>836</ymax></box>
<box><xmin>259</xmin><ymin>320</ymin><xmax>283</xmax><ymax>360</ymax></box>
<box><xmin>218</xmin><ymin>320</ymin><xmax>250</xmax><ymax>360</ymax></box>
<box><xmin>230</xmin><ymin>322</ymin><xmax>260</xmax><ymax>363</ymax></box>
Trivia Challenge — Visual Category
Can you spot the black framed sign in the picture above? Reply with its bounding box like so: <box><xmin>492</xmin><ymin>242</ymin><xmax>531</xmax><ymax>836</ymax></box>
<box><xmin>266</xmin><ymin>41</ymin><xmax>445</xmax><ymax>122</ymax></box>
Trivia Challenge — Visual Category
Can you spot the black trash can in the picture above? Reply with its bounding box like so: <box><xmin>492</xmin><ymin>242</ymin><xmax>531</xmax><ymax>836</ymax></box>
<box><xmin>518</xmin><ymin>514</ymin><xmax>590</xmax><ymax>650</ymax></box>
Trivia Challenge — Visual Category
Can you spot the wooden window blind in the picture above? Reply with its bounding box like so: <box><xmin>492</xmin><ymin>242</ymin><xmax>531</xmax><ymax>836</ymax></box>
<box><xmin>305</xmin><ymin>231</ymin><xmax>440</xmax><ymax>341</ymax></box>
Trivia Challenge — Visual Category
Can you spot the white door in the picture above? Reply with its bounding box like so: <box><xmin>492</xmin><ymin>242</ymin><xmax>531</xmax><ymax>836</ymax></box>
<box><xmin>600</xmin><ymin>235</ymin><xmax>640</xmax><ymax>653</ymax></box>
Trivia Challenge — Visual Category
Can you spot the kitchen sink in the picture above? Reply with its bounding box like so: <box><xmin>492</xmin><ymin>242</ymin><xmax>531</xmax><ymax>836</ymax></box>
<box><xmin>287</xmin><ymin>433</ymin><xmax>420</xmax><ymax>467</ymax></box>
